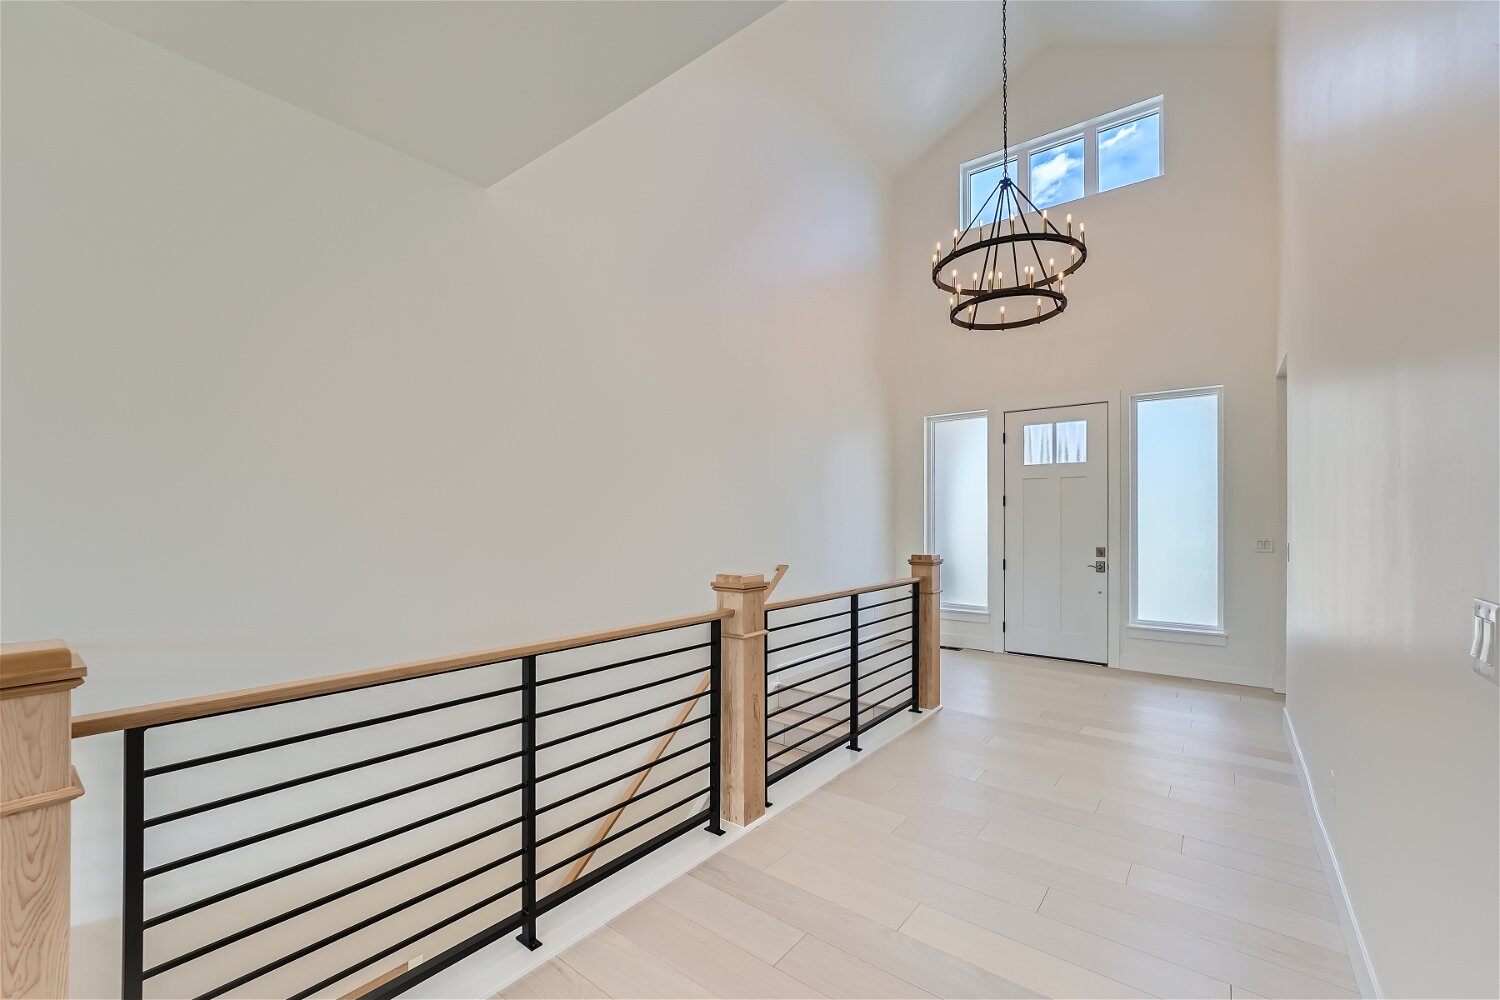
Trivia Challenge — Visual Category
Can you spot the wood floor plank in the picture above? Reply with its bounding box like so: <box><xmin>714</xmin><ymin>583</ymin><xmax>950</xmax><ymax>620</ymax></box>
<box><xmin>1039</xmin><ymin>889</ymin><xmax>1357</xmax><ymax>1000</ymax></box>
<box><xmin>560</xmin><ymin>926</ymin><xmax>715</xmax><ymax>999</ymax></box>
<box><xmin>609</xmin><ymin>899</ymin><xmax>822</xmax><ymax>999</ymax></box>
<box><xmin>693</xmin><ymin>855</ymin><xmax>1042</xmax><ymax>998</ymax></box>
<box><xmin>802</xmin><ymin>788</ymin><xmax>908</xmax><ymax>832</ymax></box>
<box><xmin>652</xmin><ymin>871</ymin><xmax>805</xmax><ymax>965</ymax></box>
<box><xmin>775</xmin><ymin>935</ymin><xmax>937</xmax><ymax>1000</ymax></box>
<box><xmin>1098</xmin><ymin>799</ymin><xmax>1324</xmax><ymax>868</ymax></box>
<box><xmin>1092</xmin><ymin>785</ymin><xmax>1318</xmax><ymax>845</ymax></box>
<box><xmin>1125</xmin><ymin>866</ymin><xmax>1347</xmax><ymax>953</ymax></box>
<box><xmin>500</xmin><ymin>959</ymin><xmax>607</xmax><ymax>999</ymax></box>
<box><xmin>898</xmin><ymin>904</ymin><xmax>1150</xmax><ymax>999</ymax></box>
<box><xmin>765</xmin><ymin>850</ymin><xmax>918</xmax><ymax>928</ymax></box>
<box><xmin>1180</xmin><ymin>837</ymin><xmax>1330</xmax><ymax>893</ymax></box>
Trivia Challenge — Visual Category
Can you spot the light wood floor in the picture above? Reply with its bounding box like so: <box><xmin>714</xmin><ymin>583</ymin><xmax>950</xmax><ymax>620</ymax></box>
<box><xmin>499</xmin><ymin>650</ymin><xmax>1357</xmax><ymax>999</ymax></box>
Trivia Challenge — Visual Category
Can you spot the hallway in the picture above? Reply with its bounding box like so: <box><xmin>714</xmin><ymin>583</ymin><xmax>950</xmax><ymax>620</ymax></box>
<box><xmin>500</xmin><ymin>650</ymin><xmax>1355</xmax><ymax>999</ymax></box>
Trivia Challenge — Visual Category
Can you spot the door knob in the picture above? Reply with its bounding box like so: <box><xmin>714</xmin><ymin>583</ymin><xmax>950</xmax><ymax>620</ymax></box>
<box><xmin>1086</xmin><ymin>561</ymin><xmax>1106</xmax><ymax>573</ymax></box>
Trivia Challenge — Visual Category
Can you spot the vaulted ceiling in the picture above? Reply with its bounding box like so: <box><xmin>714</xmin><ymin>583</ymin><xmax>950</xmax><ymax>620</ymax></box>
<box><xmin>73</xmin><ymin>0</ymin><xmax>1274</xmax><ymax>187</ymax></box>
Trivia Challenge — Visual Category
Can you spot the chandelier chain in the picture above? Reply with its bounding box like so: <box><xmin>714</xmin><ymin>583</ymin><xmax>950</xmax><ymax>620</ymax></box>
<box><xmin>1001</xmin><ymin>0</ymin><xmax>1008</xmax><ymax>177</ymax></box>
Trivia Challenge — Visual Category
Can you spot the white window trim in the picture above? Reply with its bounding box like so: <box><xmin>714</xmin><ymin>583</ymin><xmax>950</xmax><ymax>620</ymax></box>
<box><xmin>958</xmin><ymin>95</ymin><xmax>1164</xmax><ymax>230</ymax></box>
<box><xmin>1127</xmin><ymin>385</ymin><xmax>1226</xmax><ymax>641</ymax></box>
<box><xmin>924</xmin><ymin>410</ymin><xmax>989</xmax><ymax>616</ymax></box>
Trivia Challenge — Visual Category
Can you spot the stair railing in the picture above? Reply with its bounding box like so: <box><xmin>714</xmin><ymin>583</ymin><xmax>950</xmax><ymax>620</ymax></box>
<box><xmin>0</xmin><ymin>555</ymin><xmax>940</xmax><ymax>1000</ymax></box>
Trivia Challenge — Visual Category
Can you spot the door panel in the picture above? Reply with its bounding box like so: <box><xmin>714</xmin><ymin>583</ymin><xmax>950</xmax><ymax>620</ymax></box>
<box><xmin>1004</xmin><ymin>403</ymin><xmax>1108</xmax><ymax>663</ymax></box>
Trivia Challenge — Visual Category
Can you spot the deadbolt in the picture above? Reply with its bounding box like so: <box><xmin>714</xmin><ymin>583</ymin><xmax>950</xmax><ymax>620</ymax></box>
<box><xmin>1095</xmin><ymin>546</ymin><xmax>1106</xmax><ymax>557</ymax></box>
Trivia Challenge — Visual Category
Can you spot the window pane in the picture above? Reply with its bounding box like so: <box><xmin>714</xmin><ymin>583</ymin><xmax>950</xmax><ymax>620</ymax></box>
<box><xmin>967</xmin><ymin>159</ymin><xmax>1016</xmax><ymax>225</ymax></box>
<box><xmin>1029</xmin><ymin>138</ymin><xmax>1084</xmax><ymax>209</ymax></box>
<box><xmin>932</xmin><ymin>416</ymin><xmax>988</xmax><ymax>609</ymax></box>
<box><xmin>1134</xmin><ymin>391</ymin><xmax>1220</xmax><ymax>627</ymax></box>
<box><xmin>1099</xmin><ymin>112</ymin><xmax>1161</xmax><ymax>192</ymax></box>
<box><xmin>1055</xmin><ymin>420</ymin><xmax>1087</xmax><ymax>463</ymax></box>
<box><xmin>1022</xmin><ymin>423</ymin><xmax>1053</xmax><ymax>465</ymax></box>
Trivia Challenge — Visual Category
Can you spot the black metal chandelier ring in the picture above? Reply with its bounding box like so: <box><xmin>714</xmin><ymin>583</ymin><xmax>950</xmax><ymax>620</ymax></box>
<box><xmin>946</xmin><ymin>284</ymin><xmax>1067</xmax><ymax>331</ymax></box>
<box><xmin>930</xmin><ymin>231</ymin><xmax>1087</xmax><ymax>295</ymax></box>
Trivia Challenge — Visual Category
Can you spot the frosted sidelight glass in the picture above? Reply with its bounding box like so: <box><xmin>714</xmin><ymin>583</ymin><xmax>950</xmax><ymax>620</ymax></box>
<box><xmin>931</xmin><ymin>415</ymin><xmax>988</xmax><ymax>610</ymax></box>
<box><xmin>1133</xmin><ymin>390</ymin><xmax>1221</xmax><ymax>628</ymax></box>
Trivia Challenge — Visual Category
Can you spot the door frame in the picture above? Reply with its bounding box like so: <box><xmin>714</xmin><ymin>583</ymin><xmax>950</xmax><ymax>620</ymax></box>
<box><xmin>994</xmin><ymin>389</ymin><xmax>1124</xmax><ymax>668</ymax></box>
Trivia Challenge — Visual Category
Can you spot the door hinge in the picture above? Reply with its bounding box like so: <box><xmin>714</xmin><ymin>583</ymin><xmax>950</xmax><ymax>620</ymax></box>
<box><xmin>1002</xmin><ymin>432</ymin><xmax>1007</xmax><ymax>444</ymax></box>
<box><xmin>1002</xmin><ymin>558</ymin><xmax>1006</xmax><ymax>571</ymax></box>
<box><xmin>1002</xmin><ymin>494</ymin><xmax>1007</xmax><ymax>507</ymax></box>
<box><xmin>1002</xmin><ymin>621</ymin><xmax>1007</xmax><ymax>632</ymax></box>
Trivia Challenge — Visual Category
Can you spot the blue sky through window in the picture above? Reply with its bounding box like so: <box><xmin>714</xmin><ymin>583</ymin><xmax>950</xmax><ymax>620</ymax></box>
<box><xmin>967</xmin><ymin>159</ymin><xmax>1015</xmax><ymax>226</ymax></box>
<box><xmin>1030</xmin><ymin>138</ymin><xmax>1083</xmax><ymax>209</ymax></box>
<box><xmin>1099</xmin><ymin>112</ymin><xmax>1161</xmax><ymax>192</ymax></box>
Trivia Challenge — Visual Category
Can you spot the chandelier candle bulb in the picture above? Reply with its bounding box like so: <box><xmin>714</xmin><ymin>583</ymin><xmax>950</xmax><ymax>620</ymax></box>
<box><xmin>1066</xmin><ymin>213</ymin><xmax>1072</xmax><ymax>238</ymax></box>
<box><xmin>1036</xmin><ymin>298</ymin><xmax>1042</xmax><ymax>317</ymax></box>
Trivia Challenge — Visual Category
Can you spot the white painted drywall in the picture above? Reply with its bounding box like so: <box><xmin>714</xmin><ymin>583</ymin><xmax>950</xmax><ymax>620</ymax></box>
<box><xmin>886</xmin><ymin>43</ymin><xmax>1285</xmax><ymax>688</ymax></box>
<box><xmin>1278</xmin><ymin>3</ymin><xmax>1500</xmax><ymax>995</ymax></box>
<box><xmin>1</xmin><ymin>4</ymin><xmax>895</xmax><ymax>995</ymax></box>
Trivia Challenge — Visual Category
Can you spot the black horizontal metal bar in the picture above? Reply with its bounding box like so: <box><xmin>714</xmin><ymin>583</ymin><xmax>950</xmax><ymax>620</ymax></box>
<box><xmin>859</xmin><ymin>694</ymin><xmax>914</xmax><ymax>734</ymax></box>
<box><xmin>537</xmin><ymin>738</ymin><xmax>709</xmax><ymax>814</ymax></box>
<box><xmin>195</xmin><ymin>846</ymin><xmax>524</xmax><ymax>1000</ymax></box>
<box><xmin>143</xmin><ymin>811</ymin><xmax>521</xmax><ymax>979</ymax></box>
<box><xmin>766</xmin><ymin>713</ymin><xmax>849</xmax><ymax>764</ymax></box>
<box><xmin>768</xmin><ymin>676</ymin><xmax>853</xmax><ymax>719</ymax></box>
<box><xmin>144</xmin><ymin>717</ymin><xmax>522</xmax><ymax>828</ymax></box>
<box><xmin>859</xmin><ymin>608</ymin><xmax>912</xmax><ymax>630</ymax></box>
<box><xmin>537</xmin><ymin>713</ymin><xmax>708</xmax><ymax>783</ymax></box>
<box><xmin>363</xmin><ymin>910</ymin><xmax>525</xmax><ymax>1000</ymax></box>
<box><xmin>857</xmin><ymin>593</ymin><xmax>910</xmax><ymax>612</ymax></box>
<box><xmin>856</xmin><ymin>653</ymin><xmax>912</xmax><ymax>685</ymax></box>
<box><xmin>857</xmin><ymin>625</ymin><xmax>912</xmax><ymax>648</ymax></box>
<box><xmin>859</xmin><ymin>669</ymin><xmax>911</xmax><ymax>703</ymax></box>
<box><xmin>289</xmin><ymin>881</ymin><xmax>524</xmax><ymax>1000</ymax></box>
<box><xmin>767</xmin><ymin>657</ymin><xmax>849</xmax><ymax>695</ymax></box>
<box><xmin>144</xmin><ymin>683</ymin><xmax>523</xmax><ymax>777</ymax></box>
<box><xmin>538</xmin><ymin>785</ymin><xmax>709</xmax><ymax>879</ymax></box>
<box><xmin>765</xmin><ymin>644</ymin><xmax>850</xmax><ymax>677</ymax></box>
<box><xmin>767</xmin><ymin>694</ymin><xmax>847</xmax><ymax>742</ymax></box>
<box><xmin>536</xmin><ymin>663</ymin><xmax>708</xmax><ymax>719</ymax></box>
<box><xmin>537</xmin><ymin>810</ymin><xmax>709</xmax><ymax>915</ymax></box>
<box><xmin>765</xmin><ymin>606</ymin><xmax>846</xmax><ymax>632</ymax></box>
<box><xmin>536</xmin><ymin>640</ymin><xmax>712</xmax><ymax>688</ymax></box>
<box><xmin>145</xmin><ymin>753</ymin><xmax>521</xmax><ymax>878</ymax></box>
<box><xmin>765</xmin><ymin>625</ymin><xmax>848</xmax><ymax>656</ymax></box>
<box><xmin>860</xmin><ymin>684</ymin><xmax>914</xmax><ymax>718</ymax></box>
<box><xmin>858</xmin><ymin>639</ymin><xmax>913</xmax><ymax>666</ymax></box>
<box><xmin>768</xmin><ymin>728</ymin><xmax>848</xmax><ymax>785</ymax></box>
<box><xmin>535</xmin><ymin>688</ymin><xmax>706</xmax><ymax>752</ymax></box>
<box><xmin>144</xmin><ymin>780</ymin><xmax>523</xmax><ymax>929</ymax></box>
<box><xmin>538</xmin><ymin>763</ymin><xmax>710</xmax><ymax>847</ymax></box>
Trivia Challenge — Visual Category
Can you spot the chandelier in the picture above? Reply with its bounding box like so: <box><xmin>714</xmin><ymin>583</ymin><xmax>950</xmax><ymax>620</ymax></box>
<box><xmin>929</xmin><ymin>0</ymin><xmax>1089</xmax><ymax>330</ymax></box>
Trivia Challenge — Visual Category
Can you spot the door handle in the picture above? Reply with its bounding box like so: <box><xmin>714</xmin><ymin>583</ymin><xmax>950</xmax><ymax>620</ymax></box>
<box><xmin>1086</xmin><ymin>561</ymin><xmax>1106</xmax><ymax>573</ymax></box>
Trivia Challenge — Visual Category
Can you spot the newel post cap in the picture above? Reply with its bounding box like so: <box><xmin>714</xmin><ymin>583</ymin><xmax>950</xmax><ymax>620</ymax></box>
<box><xmin>0</xmin><ymin>639</ymin><xmax>87</xmax><ymax>697</ymax></box>
<box><xmin>710</xmin><ymin>573</ymin><xmax>769</xmax><ymax>593</ymax></box>
<box><xmin>908</xmin><ymin>554</ymin><xmax>943</xmax><ymax>566</ymax></box>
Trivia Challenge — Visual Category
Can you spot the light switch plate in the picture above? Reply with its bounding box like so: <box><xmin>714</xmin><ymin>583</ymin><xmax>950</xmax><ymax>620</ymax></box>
<box><xmin>1255</xmin><ymin>538</ymin><xmax>1275</xmax><ymax>553</ymax></box>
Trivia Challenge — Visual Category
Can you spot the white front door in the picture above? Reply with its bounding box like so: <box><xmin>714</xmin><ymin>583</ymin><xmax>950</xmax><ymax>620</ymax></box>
<box><xmin>1004</xmin><ymin>403</ymin><xmax>1109</xmax><ymax>663</ymax></box>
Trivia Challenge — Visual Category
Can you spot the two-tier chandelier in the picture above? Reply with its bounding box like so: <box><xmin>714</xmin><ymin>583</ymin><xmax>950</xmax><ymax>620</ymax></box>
<box><xmin>929</xmin><ymin>0</ymin><xmax>1090</xmax><ymax>330</ymax></box>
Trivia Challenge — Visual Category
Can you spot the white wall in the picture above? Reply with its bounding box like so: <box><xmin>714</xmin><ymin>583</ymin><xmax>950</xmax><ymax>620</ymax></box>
<box><xmin>1278</xmin><ymin>3</ymin><xmax>1500</xmax><ymax>995</ymax></box>
<box><xmin>887</xmin><ymin>43</ymin><xmax>1285</xmax><ymax>688</ymax></box>
<box><xmin>1</xmin><ymin>4</ymin><xmax>896</xmax><ymax>995</ymax></box>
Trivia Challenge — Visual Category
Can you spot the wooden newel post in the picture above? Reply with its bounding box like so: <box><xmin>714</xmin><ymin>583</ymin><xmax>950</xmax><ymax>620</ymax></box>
<box><xmin>710</xmin><ymin>573</ymin><xmax>768</xmax><ymax>828</ymax></box>
<box><xmin>908</xmin><ymin>555</ymin><xmax>942</xmax><ymax>710</ymax></box>
<box><xmin>0</xmin><ymin>641</ymin><xmax>87</xmax><ymax>1000</ymax></box>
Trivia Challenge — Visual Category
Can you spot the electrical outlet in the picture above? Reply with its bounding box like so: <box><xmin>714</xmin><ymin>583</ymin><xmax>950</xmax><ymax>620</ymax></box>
<box><xmin>1327</xmin><ymin>769</ymin><xmax>1336</xmax><ymax>804</ymax></box>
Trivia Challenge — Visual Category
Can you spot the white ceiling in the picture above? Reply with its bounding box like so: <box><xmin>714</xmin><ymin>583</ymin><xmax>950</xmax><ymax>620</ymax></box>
<box><xmin>73</xmin><ymin>0</ymin><xmax>778</xmax><ymax>187</ymax></box>
<box><xmin>73</xmin><ymin>0</ymin><xmax>1274</xmax><ymax>186</ymax></box>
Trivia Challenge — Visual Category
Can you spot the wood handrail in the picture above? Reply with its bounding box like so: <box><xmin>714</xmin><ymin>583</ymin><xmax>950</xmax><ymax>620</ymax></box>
<box><xmin>764</xmin><ymin>576</ymin><xmax>919</xmax><ymax>612</ymax></box>
<box><xmin>70</xmin><ymin>608</ymin><xmax>735</xmax><ymax>738</ymax></box>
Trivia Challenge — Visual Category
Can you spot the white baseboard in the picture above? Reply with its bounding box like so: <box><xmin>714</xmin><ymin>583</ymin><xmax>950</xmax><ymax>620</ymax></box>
<box><xmin>1283</xmin><ymin>707</ymin><xmax>1382</xmax><ymax>999</ymax></box>
<box><xmin>1118</xmin><ymin>653</ymin><xmax>1269</xmax><ymax>690</ymax></box>
<box><xmin>408</xmin><ymin>705</ymin><xmax>939</xmax><ymax>1000</ymax></box>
